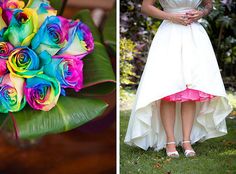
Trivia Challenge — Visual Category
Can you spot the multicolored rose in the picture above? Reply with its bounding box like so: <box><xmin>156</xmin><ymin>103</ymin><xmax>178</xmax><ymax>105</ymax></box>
<box><xmin>26</xmin><ymin>0</ymin><xmax>57</xmax><ymax>27</ymax></box>
<box><xmin>0</xmin><ymin>7</ymin><xmax>13</xmax><ymax>32</ymax></box>
<box><xmin>0</xmin><ymin>41</ymin><xmax>14</xmax><ymax>59</ymax></box>
<box><xmin>0</xmin><ymin>73</ymin><xmax>26</xmax><ymax>113</ymax></box>
<box><xmin>31</xmin><ymin>16</ymin><xmax>70</xmax><ymax>57</ymax></box>
<box><xmin>24</xmin><ymin>74</ymin><xmax>60</xmax><ymax>111</ymax></box>
<box><xmin>7</xmin><ymin>47</ymin><xmax>43</xmax><ymax>78</ymax></box>
<box><xmin>0</xmin><ymin>0</ymin><xmax>25</xmax><ymax>9</ymax></box>
<box><xmin>44</xmin><ymin>55</ymin><xmax>84</xmax><ymax>92</ymax></box>
<box><xmin>0</xmin><ymin>42</ymin><xmax>13</xmax><ymax>76</ymax></box>
<box><xmin>25</xmin><ymin>0</ymin><xmax>50</xmax><ymax>9</ymax></box>
<box><xmin>0</xmin><ymin>59</ymin><xmax>7</xmax><ymax>76</ymax></box>
<box><xmin>0</xmin><ymin>7</ymin><xmax>9</xmax><ymax>41</ymax></box>
<box><xmin>57</xmin><ymin>20</ymin><xmax>94</xmax><ymax>58</ymax></box>
<box><xmin>3</xmin><ymin>8</ymin><xmax>38</xmax><ymax>46</ymax></box>
<box><xmin>0</xmin><ymin>7</ymin><xmax>7</xmax><ymax>32</ymax></box>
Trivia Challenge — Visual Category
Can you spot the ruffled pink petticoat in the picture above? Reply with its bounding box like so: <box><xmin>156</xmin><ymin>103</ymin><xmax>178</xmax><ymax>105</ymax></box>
<box><xmin>161</xmin><ymin>87</ymin><xmax>215</xmax><ymax>102</ymax></box>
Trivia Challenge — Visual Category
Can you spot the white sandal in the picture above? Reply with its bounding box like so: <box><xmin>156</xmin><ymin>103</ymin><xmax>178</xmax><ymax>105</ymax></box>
<box><xmin>166</xmin><ymin>142</ymin><xmax>179</xmax><ymax>158</ymax></box>
<box><xmin>182</xmin><ymin>140</ymin><xmax>196</xmax><ymax>157</ymax></box>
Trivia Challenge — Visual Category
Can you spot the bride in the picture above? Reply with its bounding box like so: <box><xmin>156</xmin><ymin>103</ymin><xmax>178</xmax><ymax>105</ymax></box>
<box><xmin>124</xmin><ymin>0</ymin><xmax>233</xmax><ymax>158</ymax></box>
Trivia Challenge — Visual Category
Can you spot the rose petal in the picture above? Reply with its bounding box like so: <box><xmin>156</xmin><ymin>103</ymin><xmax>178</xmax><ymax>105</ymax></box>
<box><xmin>24</xmin><ymin>74</ymin><xmax>60</xmax><ymax>111</ymax></box>
<box><xmin>0</xmin><ymin>73</ymin><xmax>26</xmax><ymax>113</ymax></box>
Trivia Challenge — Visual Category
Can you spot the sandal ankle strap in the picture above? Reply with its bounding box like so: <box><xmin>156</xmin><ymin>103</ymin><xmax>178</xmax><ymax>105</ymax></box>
<box><xmin>182</xmin><ymin>140</ymin><xmax>191</xmax><ymax>144</ymax></box>
<box><xmin>166</xmin><ymin>141</ymin><xmax>176</xmax><ymax>145</ymax></box>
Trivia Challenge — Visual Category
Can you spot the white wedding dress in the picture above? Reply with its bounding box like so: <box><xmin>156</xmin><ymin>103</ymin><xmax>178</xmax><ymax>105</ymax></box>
<box><xmin>124</xmin><ymin>0</ymin><xmax>233</xmax><ymax>151</ymax></box>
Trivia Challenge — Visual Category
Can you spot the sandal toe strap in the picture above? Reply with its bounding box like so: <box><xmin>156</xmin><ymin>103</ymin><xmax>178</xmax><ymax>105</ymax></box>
<box><xmin>167</xmin><ymin>151</ymin><xmax>179</xmax><ymax>156</ymax></box>
<box><xmin>184</xmin><ymin>150</ymin><xmax>195</xmax><ymax>155</ymax></box>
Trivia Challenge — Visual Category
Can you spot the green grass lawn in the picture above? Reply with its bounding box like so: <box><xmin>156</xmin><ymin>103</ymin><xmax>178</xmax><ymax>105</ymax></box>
<box><xmin>120</xmin><ymin>111</ymin><xmax>236</xmax><ymax>174</ymax></box>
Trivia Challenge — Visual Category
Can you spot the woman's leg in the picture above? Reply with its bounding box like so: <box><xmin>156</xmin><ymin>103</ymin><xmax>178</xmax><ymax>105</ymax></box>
<box><xmin>160</xmin><ymin>100</ymin><xmax>176</xmax><ymax>152</ymax></box>
<box><xmin>181</xmin><ymin>101</ymin><xmax>196</xmax><ymax>150</ymax></box>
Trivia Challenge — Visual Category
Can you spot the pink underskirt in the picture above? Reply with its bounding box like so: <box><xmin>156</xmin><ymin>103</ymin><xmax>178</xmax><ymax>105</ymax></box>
<box><xmin>161</xmin><ymin>88</ymin><xmax>215</xmax><ymax>102</ymax></box>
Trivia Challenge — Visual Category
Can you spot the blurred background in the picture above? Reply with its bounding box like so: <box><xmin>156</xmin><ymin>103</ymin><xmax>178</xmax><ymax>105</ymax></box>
<box><xmin>120</xmin><ymin>0</ymin><xmax>236</xmax><ymax>173</ymax></box>
<box><xmin>0</xmin><ymin>0</ymin><xmax>116</xmax><ymax>174</ymax></box>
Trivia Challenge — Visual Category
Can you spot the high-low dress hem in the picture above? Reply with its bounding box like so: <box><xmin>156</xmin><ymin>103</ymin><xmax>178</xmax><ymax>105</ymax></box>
<box><xmin>124</xmin><ymin>87</ymin><xmax>232</xmax><ymax>151</ymax></box>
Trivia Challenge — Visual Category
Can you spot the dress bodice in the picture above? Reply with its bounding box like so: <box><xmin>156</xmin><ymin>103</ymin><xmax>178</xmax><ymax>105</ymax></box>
<box><xmin>159</xmin><ymin>0</ymin><xmax>202</xmax><ymax>13</ymax></box>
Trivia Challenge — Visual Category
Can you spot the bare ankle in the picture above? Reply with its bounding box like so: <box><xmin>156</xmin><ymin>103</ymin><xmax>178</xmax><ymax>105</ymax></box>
<box><xmin>182</xmin><ymin>137</ymin><xmax>190</xmax><ymax>141</ymax></box>
<box><xmin>167</xmin><ymin>137</ymin><xmax>175</xmax><ymax>143</ymax></box>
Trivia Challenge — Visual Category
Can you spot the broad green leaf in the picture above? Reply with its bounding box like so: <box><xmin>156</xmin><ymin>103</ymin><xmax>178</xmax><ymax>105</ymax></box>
<box><xmin>1</xmin><ymin>96</ymin><xmax>108</xmax><ymax>139</ymax></box>
<box><xmin>50</xmin><ymin>0</ymin><xmax>63</xmax><ymax>14</ymax></box>
<box><xmin>82</xmin><ymin>43</ymin><xmax>116</xmax><ymax>91</ymax></box>
<box><xmin>81</xmin><ymin>82</ymin><xmax>116</xmax><ymax>96</ymax></box>
<box><xmin>0</xmin><ymin>113</ymin><xmax>8</xmax><ymax>126</ymax></box>
<box><xmin>74</xmin><ymin>10</ymin><xmax>116</xmax><ymax>95</ymax></box>
<box><xmin>103</xmin><ymin>8</ymin><xmax>116</xmax><ymax>54</ymax></box>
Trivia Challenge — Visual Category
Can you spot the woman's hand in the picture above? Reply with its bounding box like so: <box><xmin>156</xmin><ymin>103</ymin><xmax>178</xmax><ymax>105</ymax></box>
<box><xmin>185</xmin><ymin>9</ymin><xmax>204</xmax><ymax>23</ymax></box>
<box><xmin>168</xmin><ymin>13</ymin><xmax>191</xmax><ymax>26</ymax></box>
<box><xmin>141</xmin><ymin>0</ymin><xmax>192</xmax><ymax>26</ymax></box>
<box><xmin>168</xmin><ymin>9</ymin><xmax>204</xmax><ymax>26</ymax></box>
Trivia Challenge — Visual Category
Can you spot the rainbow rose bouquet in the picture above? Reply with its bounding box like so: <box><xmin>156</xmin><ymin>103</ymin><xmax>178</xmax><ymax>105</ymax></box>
<box><xmin>0</xmin><ymin>0</ymin><xmax>94</xmax><ymax>113</ymax></box>
<box><xmin>0</xmin><ymin>0</ymin><xmax>115</xmax><ymax>139</ymax></box>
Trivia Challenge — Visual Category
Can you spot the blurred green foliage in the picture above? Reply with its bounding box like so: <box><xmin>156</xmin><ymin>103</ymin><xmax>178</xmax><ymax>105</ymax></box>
<box><xmin>120</xmin><ymin>38</ymin><xmax>139</xmax><ymax>104</ymax></box>
<box><xmin>120</xmin><ymin>0</ymin><xmax>161</xmax><ymax>83</ymax></box>
<box><xmin>120</xmin><ymin>38</ymin><xmax>139</xmax><ymax>86</ymax></box>
<box><xmin>200</xmin><ymin>0</ymin><xmax>236</xmax><ymax>89</ymax></box>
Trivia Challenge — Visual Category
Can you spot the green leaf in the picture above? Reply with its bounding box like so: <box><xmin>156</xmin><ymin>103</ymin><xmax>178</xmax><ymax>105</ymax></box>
<box><xmin>103</xmin><ymin>8</ymin><xmax>116</xmax><ymax>54</ymax></box>
<box><xmin>82</xmin><ymin>43</ymin><xmax>116</xmax><ymax>92</ymax></box>
<box><xmin>1</xmin><ymin>96</ymin><xmax>108</xmax><ymax>139</ymax></box>
<box><xmin>0</xmin><ymin>113</ymin><xmax>8</xmax><ymax>126</ymax></box>
<box><xmin>49</xmin><ymin>0</ymin><xmax>63</xmax><ymax>12</ymax></box>
<box><xmin>74</xmin><ymin>10</ymin><xmax>116</xmax><ymax>95</ymax></box>
<box><xmin>81</xmin><ymin>82</ymin><xmax>116</xmax><ymax>96</ymax></box>
<box><xmin>23</xmin><ymin>0</ymin><xmax>29</xmax><ymax>5</ymax></box>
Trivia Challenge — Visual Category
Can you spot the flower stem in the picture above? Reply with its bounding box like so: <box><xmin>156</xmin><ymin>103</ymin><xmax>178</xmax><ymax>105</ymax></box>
<box><xmin>59</xmin><ymin>0</ymin><xmax>68</xmax><ymax>16</ymax></box>
<box><xmin>9</xmin><ymin>112</ymin><xmax>19</xmax><ymax>140</ymax></box>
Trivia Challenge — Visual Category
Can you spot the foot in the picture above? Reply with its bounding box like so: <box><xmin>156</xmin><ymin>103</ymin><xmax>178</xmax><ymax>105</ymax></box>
<box><xmin>166</xmin><ymin>142</ymin><xmax>179</xmax><ymax>158</ymax></box>
<box><xmin>182</xmin><ymin>140</ymin><xmax>196</xmax><ymax>157</ymax></box>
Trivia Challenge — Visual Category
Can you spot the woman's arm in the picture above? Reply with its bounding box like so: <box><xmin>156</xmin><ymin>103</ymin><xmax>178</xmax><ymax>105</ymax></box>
<box><xmin>201</xmin><ymin>0</ymin><xmax>213</xmax><ymax>17</ymax></box>
<box><xmin>141</xmin><ymin>0</ymin><xmax>190</xmax><ymax>26</ymax></box>
<box><xmin>186</xmin><ymin>0</ymin><xmax>213</xmax><ymax>22</ymax></box>
<box><xmin>141</xmin><ymin>0</ymin><xmax>171</xmax><ymax>20</ymax></box>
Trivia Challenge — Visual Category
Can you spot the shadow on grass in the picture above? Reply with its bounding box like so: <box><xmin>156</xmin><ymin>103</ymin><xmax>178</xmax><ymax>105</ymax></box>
<box><xmin>120</xmin><ymin>110</ymin><xmax>236</xmax><ymax>174</ymax></box>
